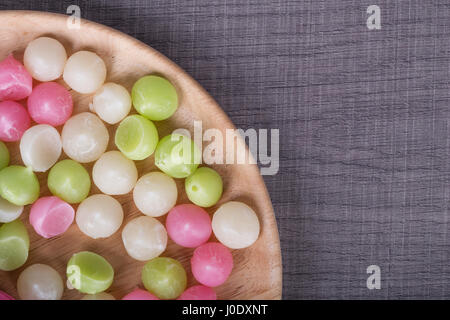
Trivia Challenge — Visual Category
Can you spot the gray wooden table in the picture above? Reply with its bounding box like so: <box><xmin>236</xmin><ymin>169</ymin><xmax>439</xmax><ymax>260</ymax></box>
<box><xmin>3</xmin><ymin>0</ymin><xmax>450</xmax><ymax>299</ymax></box>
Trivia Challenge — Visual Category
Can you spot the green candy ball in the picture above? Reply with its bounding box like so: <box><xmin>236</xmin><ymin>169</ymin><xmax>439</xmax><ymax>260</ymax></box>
<box><xmin>132</xmin><ymin>75</ymin><xmax>178</xmax><ymax>121</ymax></box>
<box><xmin>115</xmin><ymin>115</ymin><xmax>159</xmax><ymax>160</ymax></box>
<box><xmin>142</xmin><ymin>257</ymin><xmax>187</xmax><ymax>300</ymax></box>
<box><xmin>66</xmin><ymin>251</ymin><xmax>114</xmax><ymax>294</ymax></box>
<box><xmin>155</xmin><ymin>134</ymin><xmax>201</xmax><ymax>178</ymax></box>
<box><xmin>185</xmin><ymin>167</ymin><xmax>223</xmax><ymax>207</ymax></box>
<box><xmin>0</xmin><ymin>141</ymin><xmax>9</xmax><ymax>170</ymax></box>
<box><xmin>48</xmin><ymin>160</ymin><xmax>91</xmax><ymax>204</ymax></box>
<box><xmin>0</xmin><ymin>219</ymin><xmax>29</xmax><ymax>271</ymax></box>
<box><xmin>0</xmin><ymin>165</ymin><xmax>40</xmax><ymax>206</ymax></box>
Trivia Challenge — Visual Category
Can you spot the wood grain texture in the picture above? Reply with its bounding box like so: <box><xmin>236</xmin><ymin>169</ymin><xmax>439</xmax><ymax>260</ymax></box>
<box><xmin>0</xmin><ymin>10</ymin><xmax>282</xmax><ymax>300</ymax></box>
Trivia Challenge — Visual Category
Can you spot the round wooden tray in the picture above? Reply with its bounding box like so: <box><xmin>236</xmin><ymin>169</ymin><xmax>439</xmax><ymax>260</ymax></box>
<box><xmin>0</xmin><ymin>10</ymin><xmax>282</xmax><ymax>300</ymax></box>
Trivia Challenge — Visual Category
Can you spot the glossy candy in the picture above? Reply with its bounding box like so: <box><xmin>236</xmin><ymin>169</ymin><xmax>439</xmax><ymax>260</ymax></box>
<box><xmin>178</xmin><ymin>285</ymin><xmax>217</xmax><ymax>300</ymax></box>
<box><xmin>24</xmin><ymin>37</ymin><xmax>67</xmax><ymax>81</ymax></box>
<box><xmin>0</xmin><ymin>165</ymin><xmax>39</xmax><ymax>206</ymax></box>
<box><xmin>133</xmin><ymin>171</ymin><xmax>177</xmax><ymax>217</ymax></box>
<box><xmin>0</xmin><ymin>290</ymin><xmax>14</xmax><ymax>300</ymax></box>
<box><xmin>185</xmin><ymin>167</ymin><xmax>223</xmax><ymax>207</ymax></box>
<box><xmin>122</xmin><ymin>289</ymin><xmax>159</xmax><ymax>300</ymax></box>
<box><xmin>29</xmin><ymin>196</ymin><xmax>74</xmax><ymax>238</ymax></box>
<box><xmin>48</xmin><ymin>159</ymin><xmax>91</xmax><ymax>204</ymax></box>
<box><xmin>90</xmin><ymin>83</ymin><xmax>131</xmax><ymax>124</ymax></box>
<box><xmin>0</xmin><ymin>219</ymin><xmax>29</xmax><ymax>271</ymax></box>
<box><xmin>212</xmin><ymin>201</ymin><xmax>260</xmax><ymax>249</ymax></box>
<box><xmin>62</xmin><ymin>112</ymin><xmax>109</xmax><ymax>163</ymax></box>
<box><xmin>155</xmin><ymin>134</ymin><xmax>201</xmax><ymax>178</ymax></box>
<box><xmin>190</xmin><ymin>242</ymin><xmax>233</xmax><ymax>287</ymax></box>
<box><xmin>132</xmin><ymin>75</ymin><xmax>178</xmax><ymax>121</ymax></box>
<box><xmin>66</xmin><ymin>251</ymin><xmax>114</xmax><ymax>294</ymax></box>
<box><xmin>141</xmin><ymin>257</ymin><xmax>187</xmax><ymax>300</ymax></box>
<box><xmin>82</xmin><ymin>292</ymin><xmax>115</xmax><ymax>300</ymax></box>
<box><xmin>63</xmin><ymin>51</ymin><xmax>106</xmax><ymax>94</ymax></box>
<box><xmin>27</xmin><ymin>82</ymin><xmax>73</xmax><ymax>126</ymax></box>
<box><xmin>166</xmin><ymin>204</ymin><xmax>212</xmax><ymax>248</ymax></box>
<box><xmin>115</xmin><ymin>115</ymin><xmax>159</xmax><ymax>160</ymax></box>
<box><xmin>0</xmin><ymin>196</ymin><xmax>23</xmax><ymax>223</ymax></box>
<box><xmin>20</xmin><ymin>124</ymin><xmax>62</xmax><ymax>172</ymax></box>
<box><xmin>93</xmin><ymin>151</ymin><xmax>138</xmax><ymax>195</ymax></box>
<box><xmin>0</xmin><ymin>54</ymin><xmax>32</xmax><ymax>101</ymax></box>
<box><xmin>17</xmin><ymin>264</ymin><xmax>64</xmax><ymax>300</ymax></box>
<box><xmin>0</xmin><ymin>101</ymin><xmax>31</xmax><ymax>142</ymax></box>
<box><xmin>0</xmin><ymin>141</ymin><xmax>9</xmax><ymax>170</ymax></box>
<box><xmin>122</xmin><ymin>216</ymin><xmax>167</xmax><ymax>261</ymax></box>
<box><xmin>76</xmin><ymin>194</ymin><xmax>124</xmax><ymax>239</ymax></box>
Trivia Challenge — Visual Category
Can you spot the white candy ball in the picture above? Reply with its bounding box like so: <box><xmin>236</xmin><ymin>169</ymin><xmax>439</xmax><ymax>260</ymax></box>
<box><xmin>122</xmin><ymin>216</ymin><xmax>167</xmax><ymax>261</ymax></box>
<box><xmin>0</xmin><ymin>196</ymin><xmax>23</xmax><ymax>223</ymax></box>
<box><xmin>76</xmin><ymin>194</ymin><xmax>124</xmax><ymax>239</ymax></box>
<box><xmin>20</xmin><ymin>124</ymin><xmax>62</xmax><ymax>172</ymax></box>
<box><xmin>81</xmin><ymin>292</ymin><xmax>116</xmax><ymax>300</ymax></box>
<box><xmin>17</xmin><ymin>264</ymin><xmax>64</xmax><ymax>300</ymax></box>
<box><xmin>93</xmin><ymin>151</ymin><xmax>138</xmax><ymax>195</ymax></box>
<box><xmin>90</xmin><ymin>83</ymin><xmax>131</xmax><ymax>124</ymax></box>
<box><xmin>63</xmin><ymin>51</ymin><xmax>106</xmax><ymax>94</ymax></box>
<box><xmin>24</xmin><ymin>37</ymin><xmax>67</xmax><ymax>81</ymax></box>
<box><xmin>212</xmin><ymin>201</ymin><xmax>260</xmax><ymax>249</ymax></box>
<box><xmin>62</xmin><ymin>112</ymin><xmax>109</xmax><ymax>163</ymax></box>
<box><xmin>133</xmin><ymin>172</ymin><xmax>177</xmax><ymax>217</ymax></box>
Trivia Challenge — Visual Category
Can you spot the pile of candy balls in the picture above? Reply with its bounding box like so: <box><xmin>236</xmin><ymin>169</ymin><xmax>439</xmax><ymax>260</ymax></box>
<box><xmin>0</xmin><ymin>37</ymin><xmax>261</xmax><ymax>300</ymax></box>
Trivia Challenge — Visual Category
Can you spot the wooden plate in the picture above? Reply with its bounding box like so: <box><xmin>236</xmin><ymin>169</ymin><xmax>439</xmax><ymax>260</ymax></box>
<box><xmin>0</xmin><ymin>10</ymin><xmax>282</xmax><ymax>300</ymax></box>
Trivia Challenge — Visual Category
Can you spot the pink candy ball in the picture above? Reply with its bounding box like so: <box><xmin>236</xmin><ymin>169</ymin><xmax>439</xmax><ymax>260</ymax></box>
<box><xmin>29</xmin><ymin>196</ymin><xmax>75</xmax><ymax>238</ymax></box>
<box><xmin>122</xmin><ymin>289</ymin><xmax>159</xmax><ymax>300</ymax></box>
<box><xmin>0</xmin><ymin>290</ymin><xmax>14</xmax><ymax>300</ymax></box>
<box><xmin>0</xmin><ymin>54</ymin><xmax>32</xmax><ymax>101</ymax></box>
<box><xmin>166</xmin><ymin>204</ymin><xmax>212</xmax><ymax>248</ymax></box>
<box><xmin>190</xmin><ymin>242</ymin><xmax>233</xmax><ymax>287</ymax></box>
<box><xmin>27</xmin><ymin>82</ymin><xmax>73</xmax><ymax>126</ymax></box>
<box><xmin>178</xmin><ymin>285</ymin><xmax>217</xmax><ymax>300</ymax></box>
<box><xmin>0</xmin><ymin>101</ymin><xmax>31</xmax><ymax>142</ymax></box>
